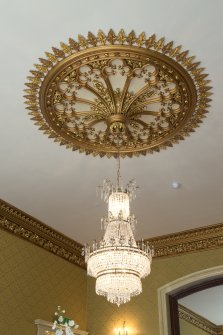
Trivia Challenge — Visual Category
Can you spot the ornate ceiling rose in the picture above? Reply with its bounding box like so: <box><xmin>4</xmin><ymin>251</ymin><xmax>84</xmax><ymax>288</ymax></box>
<box><xmin>24</xmin><ymin>29</ymin><xmax>212</xmax><ymax>157</ymax></box>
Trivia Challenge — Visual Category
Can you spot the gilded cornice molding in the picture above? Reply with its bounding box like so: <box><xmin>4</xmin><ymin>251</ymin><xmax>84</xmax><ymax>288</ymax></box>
<box><xmin>146</xmin><ymin>223</ymin><xmax>223</xmax><ymax>258</ymax></box>
<box><xmin>0</xmin><ymin>199</ymin><xmax>85</xmax><ymax>269</ymax></box>
<box><xmin>179</xmin><ymin>304</ymin><xmax>223</xmax><ymax>335</ymax></box>
<box><xmin>1</xmin><ymin>199</ymin><xmax>223</xmax><ymax>266</ymax></box>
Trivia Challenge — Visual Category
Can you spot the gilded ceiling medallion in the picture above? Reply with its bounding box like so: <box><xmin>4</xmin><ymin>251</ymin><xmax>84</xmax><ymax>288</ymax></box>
<box><xmin>24</xmin><ymin>29</ymin><xmax>211</xmax><ymax>157</ymax></box>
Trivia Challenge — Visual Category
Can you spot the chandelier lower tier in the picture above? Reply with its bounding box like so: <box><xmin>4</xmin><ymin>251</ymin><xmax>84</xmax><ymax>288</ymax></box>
<box><xmin>88</xmin><ymin>246</ymin><xmax>151</xmax><ymax>305</ymax></box>
<box><xmin>84</xmin><ymin>169</ymin><xmax>153</xmax><ymax>306</ymax></box>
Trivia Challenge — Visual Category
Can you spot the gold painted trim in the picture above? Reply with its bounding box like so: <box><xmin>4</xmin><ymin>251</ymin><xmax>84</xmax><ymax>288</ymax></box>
<box><xmin>147</xmin><ymin>222</ymin><xmax>223</xmax><ymax>258</ymax></box>
<box><xmin>0</xmin><ymin>199</ymin><xmax>222</xmax><ymax>266</ymax></box>
<box><xmin>179</xmin><ymin>304</ymin><xmax>223</xmax><ymax>335</ymax></box>
<box><xmin>0</xmin><ymin>199</ymin><xmax>85</xmax><ymax>269</ymax></box>
<box><xmin>24</xmin><ymin>29</ymin><xmax>212</xmax><ymax>157</ymax></box>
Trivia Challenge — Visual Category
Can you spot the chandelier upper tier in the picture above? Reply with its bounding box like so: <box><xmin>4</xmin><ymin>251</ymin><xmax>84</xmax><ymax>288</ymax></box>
<box><xmin>24</xmin><ymin>29</ymin><xmax>211</xmax><ymax>157</ymax></box>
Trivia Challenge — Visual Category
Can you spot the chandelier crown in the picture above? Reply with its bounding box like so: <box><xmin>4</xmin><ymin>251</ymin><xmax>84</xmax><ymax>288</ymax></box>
<box><xmin>108</xmin><ymin>191</ymin><xmax>130</xmax><ymax>221</ymax></box>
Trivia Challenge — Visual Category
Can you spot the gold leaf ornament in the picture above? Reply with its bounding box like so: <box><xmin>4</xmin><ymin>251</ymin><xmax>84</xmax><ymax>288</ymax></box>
<box><xmin>24</xmin><ymin>29</ymin><xmax>211</xmax><ymax>158</ymax></box>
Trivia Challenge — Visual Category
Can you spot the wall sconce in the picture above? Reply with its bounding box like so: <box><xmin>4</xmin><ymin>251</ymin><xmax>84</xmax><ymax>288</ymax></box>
<box><xmin>114</xmin><ymin>321</ymin><xmax>128</xmax><ymax>335</ymax></box>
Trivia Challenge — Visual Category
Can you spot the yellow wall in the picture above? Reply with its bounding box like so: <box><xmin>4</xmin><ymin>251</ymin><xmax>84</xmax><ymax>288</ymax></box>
<box><xmin>86</xmin><ymin>248</ymin><xmax>223</xmax><ymax>335</ymax></box>
<box><xmin>0</xmin><ymin>229</ymin><xmax>87</xmax><ymax>335</ymax></box>
<box><xmin>180</xmin><ymin>319</ymin><xmax>209</xmax><ymax>335</ymax></box>
<box><xmin>1</xmin><ymin>226</ymin><xmax>223</xmax><ymax>335</ymax></box>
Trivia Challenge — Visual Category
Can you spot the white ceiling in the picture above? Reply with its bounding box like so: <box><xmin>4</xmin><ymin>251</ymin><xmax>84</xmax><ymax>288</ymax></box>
<box><xmin>179</xmin><ymin>285</ymin><xmax>223</xmax><ymax>325</ymax></box>
<box><xmin>1</xmin><ymin>0</ymin><xmax>223</xmax><ymax>244</ymax></box>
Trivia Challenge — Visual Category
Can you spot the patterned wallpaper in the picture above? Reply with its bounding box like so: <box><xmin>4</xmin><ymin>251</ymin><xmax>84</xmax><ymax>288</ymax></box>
<box><xmin>86</xmin><ymin>248</ymin><xmax>223</xmax><ymax>335</ymax></box>
<box><xmin>0</xmin><ymin>229</ymin><xmax>87</xmax><ymax>335</ymax></box>
<box><xmin>1</xmin><ymin>226</ymin><xmax>223</xmax><ymax>335</ymax></box>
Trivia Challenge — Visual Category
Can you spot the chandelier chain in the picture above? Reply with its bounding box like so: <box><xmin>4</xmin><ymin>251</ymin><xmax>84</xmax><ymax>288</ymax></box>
<box><xmin>117</xmin><ymin>156</ymin><xmax>121</xmax><ymax>189</ymax></box>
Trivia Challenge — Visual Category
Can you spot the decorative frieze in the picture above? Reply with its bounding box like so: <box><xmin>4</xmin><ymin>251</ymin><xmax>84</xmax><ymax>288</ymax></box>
<box><xmin>1</xmin><ymin>198</ymin><xmax>223</xmax><ymax>265</ymax></box>
<box><xmin>179</xmin><ymin>304</ymin><xmax>223</xmax><ymax>335</ymax></box>
<box><xmin>0</xmin><ymin>199</ymin><xmax>85</xmax><ymax>268</ymax></box>
<box><xmin>147</xmin><ymin>223</ymin><xmax>223</xmax><ymax>258</ymax></box>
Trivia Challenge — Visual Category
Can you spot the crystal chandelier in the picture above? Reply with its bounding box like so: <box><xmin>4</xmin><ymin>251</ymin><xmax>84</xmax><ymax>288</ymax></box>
<box><xmin>84</xmin><ymin>158</ymin><xmax>153</xmax><ymax>306</ymax></box>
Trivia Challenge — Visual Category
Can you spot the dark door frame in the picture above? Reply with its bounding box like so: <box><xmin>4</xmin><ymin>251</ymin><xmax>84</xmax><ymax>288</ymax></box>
<box><xmin>168</xmin><ymin>276</ymin><xmax>223</xmax><ymax>335</ymax></box>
